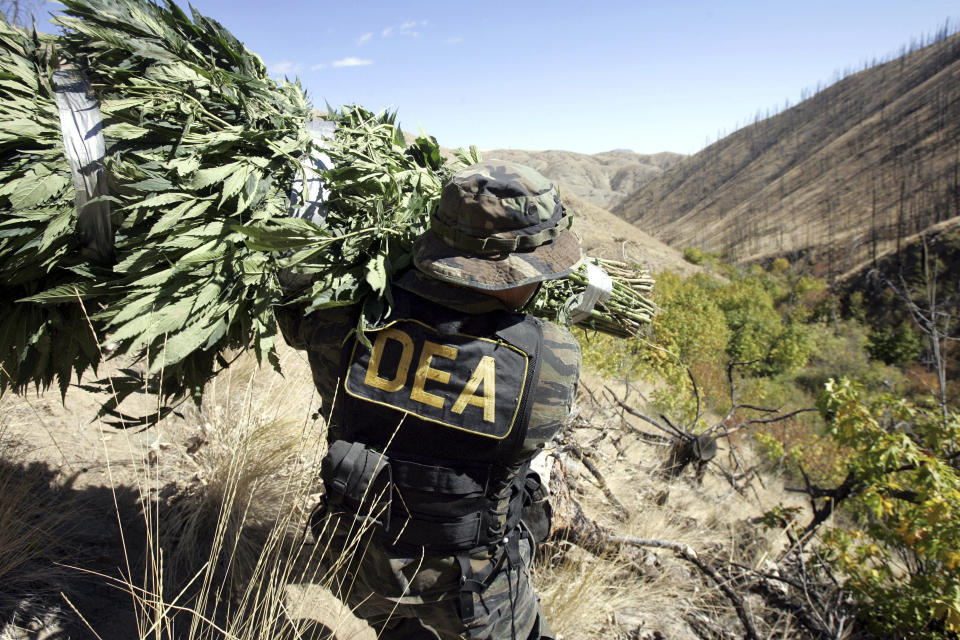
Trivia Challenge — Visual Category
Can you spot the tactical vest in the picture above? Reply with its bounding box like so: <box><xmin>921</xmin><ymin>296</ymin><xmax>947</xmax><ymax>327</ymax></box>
<box><xmin>322</xmin><ymin>286</ymin><xmax>544</xmax><ymax>554</ymax></box>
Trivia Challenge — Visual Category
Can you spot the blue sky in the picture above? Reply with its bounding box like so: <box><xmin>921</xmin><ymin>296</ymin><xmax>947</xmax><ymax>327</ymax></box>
<box><xmin>42</xmin><ymin>1</ymin><xmax>960</xmax><ymax>155</ymax></box>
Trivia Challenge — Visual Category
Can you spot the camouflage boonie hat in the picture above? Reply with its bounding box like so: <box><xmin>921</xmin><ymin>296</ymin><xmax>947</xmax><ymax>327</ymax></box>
<box><xmin>413</xmin><ymin>161</ymin><xmax>582</xmax><ymax>290</ymax></box>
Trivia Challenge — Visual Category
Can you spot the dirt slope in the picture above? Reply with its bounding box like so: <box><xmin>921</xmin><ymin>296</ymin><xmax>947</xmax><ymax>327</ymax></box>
<box><xmin>565</xmin><ymin>190</ymin><xmax>699</xmax><ymax>275</ymax></box>
<box><xmin>616</xmin><ymin>29</ymin><xmax>960</xmax><ymax>278</ymax></box>
<box><xmin>483</xmin><ymin>148</ymin><xmax>684</xmax><ymax>210</ymax></box>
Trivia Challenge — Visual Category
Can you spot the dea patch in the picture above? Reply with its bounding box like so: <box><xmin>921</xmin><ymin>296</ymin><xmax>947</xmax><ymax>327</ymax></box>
<box><xmin>344</xmin><ymin>319</ymin><xmax>529</xmax><ymax>439</ymax></box>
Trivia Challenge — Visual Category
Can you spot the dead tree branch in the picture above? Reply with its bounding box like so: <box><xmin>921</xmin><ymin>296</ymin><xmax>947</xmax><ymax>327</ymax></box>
<box><xmin>557</xmin><ymin>439</ymin><xmax>630</xmax><ymax>520</ymax></box>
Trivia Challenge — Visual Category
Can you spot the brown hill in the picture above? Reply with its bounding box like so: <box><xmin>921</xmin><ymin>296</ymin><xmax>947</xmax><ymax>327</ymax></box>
<box><xmin>615</xmin><ymin>29</ymin><xmax>960</xmax><ymax>279</ymax></box>
<box><xmin>395</xmin><ymin>135</ymin><xmax>693</xmax><ymax>274</ymax></box>
<box><xmin>483</xmin><ymin>149</ymin><xmax>684</xmax><ymax>210</ymax></box>
<box><xmin>564</xmin><ymin>190</ymin><xmax>699</xmax><ymax>275</ymax></box>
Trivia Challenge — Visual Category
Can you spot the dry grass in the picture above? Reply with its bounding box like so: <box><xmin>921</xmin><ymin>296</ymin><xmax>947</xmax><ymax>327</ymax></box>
<box><xmin>0</xmin><ymin>412</ymin><xmax>80</xmax><ymax>633</ymax></box>
<box><xmin>121</xmin><ymin>348</ymin><xmax>338</xmax><ymax>640</ymax></box>
<box><xmin>618</xmin><ymin>31</ymin><xmax>960</xmax><ymax>279</ymax></box>
<box><xmin>537</xmin><ymin>551</ymin><xmax>634</xmax><ymax>637</ymax></box>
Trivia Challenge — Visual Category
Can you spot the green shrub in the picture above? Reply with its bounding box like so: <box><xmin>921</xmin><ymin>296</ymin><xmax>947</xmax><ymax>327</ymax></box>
<box><xmin>683</xmin><ymin>247</ymin><xmax>707</xmax><ymax>265</ymax></box>
<box><xmin>714</xmin><ymin>274</ymin><xmax>815</xmax><ymax>375</ymax></box>
<box><xmin>846</xmin><ymin>290</ymin><xmax>867</xmax><ymax>323</ymax></box>
<box><xmin>795</xmin><ymin>320</ymin><xmax>906</xmax><ymax>396</ymax></box>
<box><xmin>715</xmin><ymin>278</ymin><xmax>781</xmax><ymax>368</ymax></box>
<box><xmin>769</xmin><ymin>257</ymin><xmax>790</xmax><ymax>274</ymax></box>
<box><xmin>867</xmin><ymin>320</ymin><xmax>923</xmax><ymax>367</ymax></box>
<box><xmin>817</xmin><ymin>380</ymin><xmax>960</xmax><ymax>638</ymax></box>
<box><xmin>643</xmin><ymin>272</ymin><xmax>730</xmax><ymax>419</ymax></box>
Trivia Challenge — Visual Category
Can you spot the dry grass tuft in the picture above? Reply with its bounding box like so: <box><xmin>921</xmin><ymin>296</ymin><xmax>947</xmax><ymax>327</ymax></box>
<box><xmin>536</xmin><ymin>548</ymin><xmax>636</xmax><ymax>638</ymax></box>
<box><xmin>119</xmin><ymin>348</ymin><xmax>338</xmax><ymax>639</ymax></box>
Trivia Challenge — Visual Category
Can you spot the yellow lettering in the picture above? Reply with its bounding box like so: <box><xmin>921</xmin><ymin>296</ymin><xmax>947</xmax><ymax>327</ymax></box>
<box><xmin>364</xmin><ymin>328</ymin><xmax>414</xmax><ymax>392</ymax></box>
<box><xmin>452</xmin><ymin>355</ymin><xmax>496</xmax><ymax>422</ymax></box>
<box><xmin>410</xmin><ymin>340</ymin><xmax>457</xmax><ymax>409</ymax></box>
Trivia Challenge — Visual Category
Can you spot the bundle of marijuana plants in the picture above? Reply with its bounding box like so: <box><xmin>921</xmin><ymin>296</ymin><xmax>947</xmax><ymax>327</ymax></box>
<box><xmin>0</xmin><ymin>0</ymin><xmax>654</xmax><ymax>414</ymax></box>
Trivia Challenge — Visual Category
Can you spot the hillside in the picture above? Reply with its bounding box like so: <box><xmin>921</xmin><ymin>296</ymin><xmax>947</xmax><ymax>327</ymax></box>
<box><xmin>483</xmin><ymin>148</ymin><xmax>684</xmax><ymax>210</ymax></box>
<box><xmin>564</xmin><ymin>190</ymin><xmax>699</xmax><ymax>276</ymax></box>
<box><xmin>615</xmin><ymin>29</ymin><xmax>960</xmax><ymax>279</ymax></box>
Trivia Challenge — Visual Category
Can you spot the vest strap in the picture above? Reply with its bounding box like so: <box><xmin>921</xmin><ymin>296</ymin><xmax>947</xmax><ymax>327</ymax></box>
<box><xmin>392</xmin><ymin>459</ymin><xmax>486</xmax><ymax>495</ymax></box>
<box><xmin>455</xmin><ymin>546</ymin><xmax>508</xmax><ymax>623</ymax></box>
<box><xmin>387</xmin><ymin>511</ymin><xmax>482</xmax><ymax>551</ymax></box>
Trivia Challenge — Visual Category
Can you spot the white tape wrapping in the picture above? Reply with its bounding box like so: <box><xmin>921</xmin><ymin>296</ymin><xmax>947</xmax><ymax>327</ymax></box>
<box><xmin>287</xmin><ymin>119</ymin><xmax>335</xmax><ymax>224</ymax></box>
<box><xmin>567</xmin><ymin>261</ymin><xmax>614</xmax><ymax>324</ymax></box>
<box><xmin>53</xmin><ymin>69</ymin><xmax>113</xmax><ymax>265</ymax></box>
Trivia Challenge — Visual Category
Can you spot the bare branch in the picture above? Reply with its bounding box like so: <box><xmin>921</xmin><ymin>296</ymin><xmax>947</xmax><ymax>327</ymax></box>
<box><xmin>610</xmin><ymin>535</ymin><xmax>759</xmax><ymax>639</ymax></box>
<box><xmin>558</xmin><ymin>440</ymin><xmax>630</xmax><ymax>519</ymax></box>
<box><xmin>686</xmin><ymin>366</ymin><xmax>703</xmax><ymax>430</ymax></box>
<box><xmin>723</xmin><ymin>407</ymin><xmax>819</xmax><ymax>435</ymax></box>
<box><xmin>607</xmin><ymin>390</ymin><xmax>683</xmax><ymax>439</ymax></box>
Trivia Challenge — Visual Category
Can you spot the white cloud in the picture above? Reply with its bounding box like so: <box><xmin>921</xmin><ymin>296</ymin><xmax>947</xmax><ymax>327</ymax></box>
<box><xmin>356</xmin><ymin>32</ymin><xmax>373</xmax><ymax>46</ymax></box>
<box><xmin>332</xmin><ymin>57</ymin><xmax>374</xmax><ymax>68</ymax></box>
<box><xmin>309</xmin><ymin>63</ymin><xmax>328</xmax><ymax>71</ymax></box>
<box><xmin>268</xmin><ymin>61</ymin><xmax>301</xmax><ymax>75</ymax></box>
<box><xmin>444</xmin><ymin>37</ymin><xmax>463</xmax><ymax>45</ymax></box>
<box><xmin>380</xmin><ymin>20</ymin><xmax>425</xmax><ymax>39</ymax></box>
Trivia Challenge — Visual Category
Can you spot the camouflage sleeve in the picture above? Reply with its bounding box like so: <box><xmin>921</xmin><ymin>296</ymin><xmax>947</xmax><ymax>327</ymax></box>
<box><xmin>275</xmin><ymin>303</ymin><xmax>307</xmax><ymax>350</ymax></box>
<box><xmin>276</xmin><ymin>302</ymin><xmax>360</xmax><ymax>417</ymax></box>
<box><xmin>521</xmin><ymin>319</ymin><xmax>581</xmax><ymax>457</ymax></box>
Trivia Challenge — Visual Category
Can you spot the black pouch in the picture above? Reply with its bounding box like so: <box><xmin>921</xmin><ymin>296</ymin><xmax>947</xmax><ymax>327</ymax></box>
<box><xmin>520</xmin><ymin>470</ymin><xmax>552</xmax><ymax>545</ymax></box>
<box><xmin>321</xmin><ymin>440</ymin><xmax>392</xmax><ymax>529</ymax></box>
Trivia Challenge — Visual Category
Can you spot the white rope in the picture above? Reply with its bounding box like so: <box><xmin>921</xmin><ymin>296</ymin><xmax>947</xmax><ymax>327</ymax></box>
<box><xmin>567</xmin><ymin>261</ymin><xmax>614</xmax><ymax>324</ymax></box>
<box><xmin>288</xmin><ymin>119</ymin><xmax>335</xmax><ymax>224</ymax></box>
<box><xmin>53</xmin><ymin>69</ymin><xmax>113</xmax><ymax>264</ymax></box>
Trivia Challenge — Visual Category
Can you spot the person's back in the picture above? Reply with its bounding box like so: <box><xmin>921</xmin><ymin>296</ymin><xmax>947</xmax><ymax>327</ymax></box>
<box><xmin>278</xmin><ymin>162</ymin><xmax>582</xmax><ymax>639</ymax></box>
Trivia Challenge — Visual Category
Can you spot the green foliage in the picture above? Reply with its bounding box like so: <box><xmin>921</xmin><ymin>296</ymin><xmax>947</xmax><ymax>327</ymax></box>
<box><xmin>702</xmin><ymin>266</ymin><xmax>815</xmax><ymax>376</ymax></box>
<box><xmin>576</xmin><ymin>252</ymin><xmax>960</xmax><ymax>637</ymax></box>
<box><xmin>868</xmin><ymin>320</ymin><xmax>924</xmax><ymax>367</ymax></box>
<box><xmin>578</xmin><ymin>264</ymin><xmax>826</xmax><ymax>422</ymax></box>
<box><xmin>682</xmin><ymin>246</ymin><xmax>723</xmax><ymax>267</ymax></box>
<box><xmin>0</xmin><ymin>1</ymin><xmax>654</xmax><ymax>412</ymax></box>
<box><xmin>682</xmin><ymin>246</ymin><xmax>706</xmax><ymax>265</ymax></box>
<box><xmin>817</xmin><ymin>379</ymin><xmax>960</xmax><ymax>638</ymax></box>
<box><xmin>273</xmin><ymin>105</ymin><xmax>451</xmax><ymax>338</ymax></box>
<box><xmin>715</xmin><ymin>277</ymin><xmax>784</xmax><ymax>370</ymax></box>
<box><xmin>578</xmin><ymin>330</ymin><xmax>642</xmax><ymax>380</ymax></box>
<box><xmin>649</xmin><ymin>272</ymin><xmax>729</xmax><ymax>367</ymax></box>
<box><xmin>0</xmin><ymin>0</ymin><xmax>315</xmax><ymax>406</ymax></box>
<box><xmin>769</xmin><ymin>257</ymin><xmax>790</xmax><ymax>273</ymax></box>
<box><xmin>642</xmin><ymin>272</ymin><xmax>730</xmax><ymax>419</ymax></box>
<box><xmin>796</xmin><ymin>320</ymin><xmax>906</xmax><ymax>396</ymax></box>
<box><xmin>847</xmin><ymin>290</ymin><xmax>867</xmax><ymax>323</ymax></box>
<box><xmin>768</xmin><ymin>314</ymin><xmax>814</xmax><ymax>372</ymax></box>
<box><xmin>0</xmin><ymin>21</ymin><xmax>100</xmax><ymax>399</ymax></box>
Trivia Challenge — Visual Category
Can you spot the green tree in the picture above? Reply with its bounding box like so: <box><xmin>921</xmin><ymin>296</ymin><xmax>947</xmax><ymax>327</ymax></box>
<box><xmin>639</xmin><ymin>272</ymin><xmax>730</xmax><ymax>419</ymax></box>
<box><xmin>812</xmin><ymin>380</ymin><xmax>960</xmax><ymax>638</ymax></box>
<box><xmin>867</xmin><ymin>320</ymin><xmax>923</xmax><ymax>366</ymax></box>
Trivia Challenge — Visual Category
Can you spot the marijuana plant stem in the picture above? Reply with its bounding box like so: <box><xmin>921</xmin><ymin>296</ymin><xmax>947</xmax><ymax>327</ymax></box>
<box><xmin>122</xmin><ymin>84</ymin><xmax>232</xmax><ymax>130</ymax></box>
